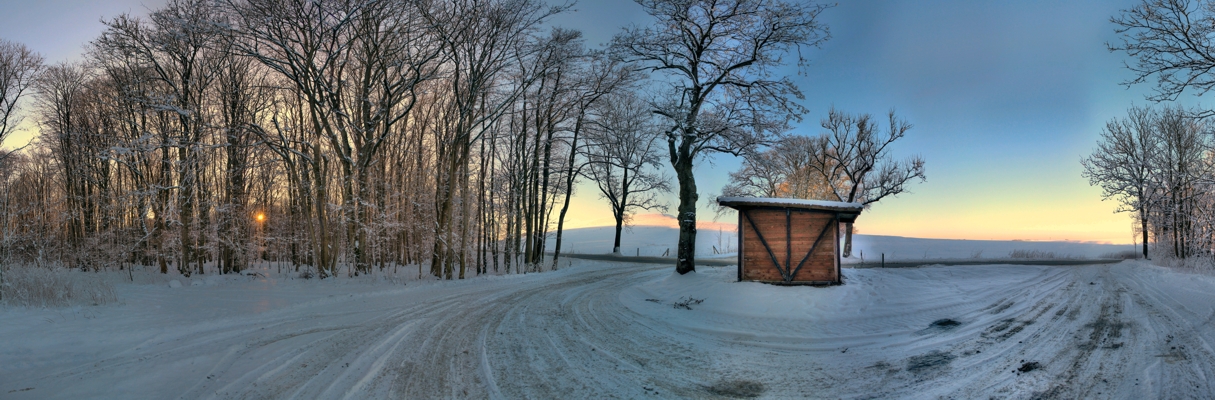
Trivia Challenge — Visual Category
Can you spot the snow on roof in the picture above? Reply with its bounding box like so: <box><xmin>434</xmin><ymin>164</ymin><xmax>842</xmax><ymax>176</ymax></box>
<box><xmin>716</xmin><ymin>196</ymin><xmax>864</xmax><ymax>213</ymax></box>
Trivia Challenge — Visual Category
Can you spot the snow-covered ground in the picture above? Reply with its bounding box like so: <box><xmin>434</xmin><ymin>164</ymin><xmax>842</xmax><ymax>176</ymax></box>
<box><xmin>3</xmin><ymin>255</ymin><xmax>1214</xmax><ymax>399</ymax></box>
<box><xmin>2</xmin><ymin>256</ymin><xmax>1215</xmax><ymax>396</ymax></box>
<box><xmin>629</xmin><ymin>261</ymin><xmax>1215</xmax><ymax>398</ymax></box>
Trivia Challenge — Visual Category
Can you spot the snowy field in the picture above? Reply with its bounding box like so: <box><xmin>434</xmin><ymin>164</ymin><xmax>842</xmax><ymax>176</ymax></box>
<box><xmin>548</xmin><ymin>225</ymin><xmax>1135</xmax><ymax>261</ymax></box>
<box><xmin>847</xmin><ymin>235</ymin><xmax>1135</xmax><ymax>261</ymax></box>
<box><xmin>547</xmin><ymin>225</ymin><xmax>742</xmax><ymax>257</ymax></box>
<box><xmin>3</xmin><ymin>254</ymin><xmax>1215</xmax><ymax>398</ymax></box>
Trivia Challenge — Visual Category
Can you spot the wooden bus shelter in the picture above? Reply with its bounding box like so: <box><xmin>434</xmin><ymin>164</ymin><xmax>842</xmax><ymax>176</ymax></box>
<box><xmin>717</xmin><ymin>197</ymin><xmax>863</xmax><ymax>285</ymax></box>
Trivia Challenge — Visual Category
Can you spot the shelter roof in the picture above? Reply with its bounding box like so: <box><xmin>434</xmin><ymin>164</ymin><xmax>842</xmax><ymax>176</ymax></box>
<box><xmin>717</xmin><ymin>196</ymin><xmax>864</xmax><ymax>217</ymax></box>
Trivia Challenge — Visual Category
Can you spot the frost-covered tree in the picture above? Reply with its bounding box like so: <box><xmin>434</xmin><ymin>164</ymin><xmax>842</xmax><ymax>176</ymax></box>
<box><xmin>0</xmin><ymin>40</ymin><xmax>43</xmax><ymax>156</ymax></box>
<box><xmin>229</xmin><ymin>0</ymin><xmax>446</xmax><ymax>276</ymax></box>
<box><xmin>1150</xmin><ymin>106</ymin><xmax>1212</xmax><ymax>259</ymax></box>
<box><xmin>1082</xmin><ymin>106</ymin><xmax>1160</xmax><ymax>259</ymax></box>
<box><xmin>1112</xmin><ymin>0</ymin><xmax>1215</xmax><ymax>106</ymax></box>
<box><xmin>809</xmin><ymin>108</ymin><xmax>925</xmax><ymax>257</ymax></box>
<box><xmin>422</xmin><ymin>0</ymin><xmax>569</xmax><ymax>278</ymax></box>
<box><xmin>724</xmin><ymin>109</ymin><xmax>924</xmax><ymax>257</ymax></box>
<box><xmin>722</xmin><ymin>135</ymin><xmax>837</xmax><ymax>200</ymax></box>
<box><xmin>95</xmin><ymin>0</ymin><xmax>227</xmax><ymax>276</ymax></box>
<box><xmin>611</xmin><ymin>0</ymin><xmax>831</xmax><ymax>274</ymax></box>
<box><xmin>1083</xmin><ymin>105</ymin><xmax>1215</xmax><ymax>260</ymax></box>
<box><xmin>550</xmin><ymin>54</ymin><xmax>637</xmax><ymax>267</ymax></box>
<box><xmin>584</xmin><ymin>91</ymin><xmax>670</xmax><ymax>255</ymax></box>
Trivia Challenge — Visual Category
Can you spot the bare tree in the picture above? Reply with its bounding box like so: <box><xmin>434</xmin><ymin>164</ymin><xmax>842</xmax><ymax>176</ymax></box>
<box><xmin>1082</xmin><ymin>106</ymin><xmax>1160</xmax><ymax>259</ymax></box>
<box><xmin>1150</xmin><ymin>106</ymin><xmax>1212</xmax><ymax>258</ymax></box>
<box><xmin>611</xmin><ymin>0</ymin><xmax>831</xmax><ymax>274</ymax></box>
<box><xmin>550</xmin><ymin>54</ymin><xmax>636</xmax><ymax>266</ymax></box>
<box><xmin>95</xmin><ymin>0</ymin><xmax>227</xmax><ymax>276</ymax></box>
<box><xmin>584</xmin><ymin>91</ymin><xmax>670</xmax><ymax>255</ymax></box>
<box><xmin>0</xmin><ymin>40</ymin><xmax>43</xmax><ymax>155</ymax></box>
<box><xmin>33</xmin><ymin>63</ymin><xmax>91</xmax><ymax>254</ymax></box>
<box><xmin>810</xmin><ymin>108</ymin><xmax>925</xmax><ymax>257</ymax></box>
<box><xmin>229</xmin><ymin>0</ymin><xmax>446</xmax><ymax>276</ymax></box>
<box><xmin>722</xmin><ymin>135</ymin><xmax>838</xmax><ymax>200</ymax></box>
<box><xmin>422</xmin><ymin>0</ymin><xmax>569</xmax><ymax>279</ymax></box>
<box><xmin>1111</xmin><ymin>0</ymin><xmax>1215</xmax><ymax>106</ymax></box>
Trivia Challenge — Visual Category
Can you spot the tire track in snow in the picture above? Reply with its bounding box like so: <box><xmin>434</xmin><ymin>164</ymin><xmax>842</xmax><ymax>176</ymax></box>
<box><xmin>845</xmin><ymin>264</ymin><xmax>1214</xmax><ymax>399</ymax></box>
<box><xmin>8</xmin><ymin>261</ymin><xmax>1215</xmax><ymax>399</ymax></box>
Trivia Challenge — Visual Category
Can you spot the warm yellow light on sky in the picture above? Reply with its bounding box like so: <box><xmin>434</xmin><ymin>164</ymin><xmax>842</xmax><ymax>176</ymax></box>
<box><xmin>562</xmin><ymin>194</ymin><xmax>1129</xmax><ymax>245</ymax></box>
<box><xmin>855</xmin><ymin>189</ymin><xmax>1130</xmax><ymax>244</ymax></box>
<box><xmin>2</xmin><ymin>119</ymin><xmax>38</xmax><ymax>151</ymax></box>
<box><xmin>559</xmin><ymin>153</ymin><xmax>1134</xmax><ymax>245</ymax></box>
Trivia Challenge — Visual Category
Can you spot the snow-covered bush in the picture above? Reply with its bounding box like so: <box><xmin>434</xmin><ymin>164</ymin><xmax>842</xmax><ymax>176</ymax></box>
<box><xmin>0</xmin><ymin>263</ymin><xmax>118</xmax><ymax>307</ymax></box>
<box><xmin>1151</xmin><ymin>254</ymin><xmax>1215</xmax><ymax>276</ymax></box>
<box><xmin>1099</xmin><ymin>250</ymin><xmax>1141</xmax><ymax>260</ymax></box>
<box><xmin>1008</xmin><ymin>249</ymin><xmax>1083</xmax><ymax>259</ymax></box>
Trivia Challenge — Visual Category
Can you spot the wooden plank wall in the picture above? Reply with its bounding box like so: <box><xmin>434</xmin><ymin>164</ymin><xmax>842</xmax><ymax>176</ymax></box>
<box><xmin>740</xmin><ymin>208</ymin><xmax>838</xmax><ymax>283</ymax></box>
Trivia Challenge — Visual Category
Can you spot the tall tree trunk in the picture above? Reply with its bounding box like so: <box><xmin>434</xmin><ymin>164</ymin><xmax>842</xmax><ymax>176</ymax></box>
<box><xmin>612</xmin><ymin>168</ymin><xmax>630</xmax><ymax>255</ymax></box>
<box><xmin>843</xmin><ymin>223</ymin><xmax>855</xmax><ymax>258</ymax></box>
<box><xmin>312</xmin><ymin>145</ymin><xmax>332</xmax><ymax>277</ymax></box>
<box><xmin>179</xmin><ymin>145</ymin><xmax>194</xmax><ymax>276</ymax></box>
<box><xmin>674</xmin><ymin>153</ymin><xmax>697</xmax><ymax>274</ymax></box>
<box><xmin>551</xmin><ymin>118</ymin><xmax>581</xmax><ymax>267</ymax></box>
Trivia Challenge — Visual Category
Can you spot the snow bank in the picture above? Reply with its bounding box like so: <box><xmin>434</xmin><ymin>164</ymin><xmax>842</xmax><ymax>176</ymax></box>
<box><xmin>618</xmin><ymin>261</ymin><xmax>1215</xmax><ymax>398</ymax></box>
<box><xmin>621</xmin><ymin>263</ymin><xmax>1068</xmax><ymax>350</ymax></box>
<box><xmin>0</xmin><ymin>266</ymin><xmax>118</xmax><ymax>308</ymax></box>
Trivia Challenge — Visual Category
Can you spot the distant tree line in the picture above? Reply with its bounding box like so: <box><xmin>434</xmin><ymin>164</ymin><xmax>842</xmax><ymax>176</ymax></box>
<box><xmin>0</xmin><ymin>0</ymin><xmax>843</xmax><ymax>278</ymax></box>
<box><xmin>0</xmin><ymin>0</ymin><xmax>677</xmax><ymax>279</ymax></box>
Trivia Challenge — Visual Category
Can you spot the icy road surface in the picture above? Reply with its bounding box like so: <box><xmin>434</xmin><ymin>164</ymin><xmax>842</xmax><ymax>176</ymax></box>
<box><xmin>3</xmin><ymin>260</ymin><xmax>1215</xmax><ymax>399</ymax></box>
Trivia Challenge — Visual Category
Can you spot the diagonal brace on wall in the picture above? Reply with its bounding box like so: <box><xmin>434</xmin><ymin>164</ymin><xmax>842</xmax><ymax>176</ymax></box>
<box><xmin>741</xmin><ymin>209</ymin><xmax>789</xmax><ymax>281</ymax></box>
<box><xmin>789</xmin><ymin>215</ymin><xmax>837</xmax><ymax>282</ymax></box>
<box><xmin>741</xmin><ymin>209</ymin><xmax>837</xmax><ymax>282</ymax></box>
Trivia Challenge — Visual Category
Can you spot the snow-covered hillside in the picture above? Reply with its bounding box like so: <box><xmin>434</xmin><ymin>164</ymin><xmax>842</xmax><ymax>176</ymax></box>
<box><xmin>549</xmin><ymin>225</ymin><xmax>1134</xmax><ymax>260</ymax></box>
<box><xmin>849</xmin><ymin>234</ymin><xmax>1134</xmax><ymax>260</ymax></box>
<box><xmin>2</xmin><ymin>257</ymin><xmax>1213</xmax><ymax>398</ymax></box>
<box><xmin>546</xmin><ymin>225</ymin><xmax>740</xmax><ymax>257</ymax></box>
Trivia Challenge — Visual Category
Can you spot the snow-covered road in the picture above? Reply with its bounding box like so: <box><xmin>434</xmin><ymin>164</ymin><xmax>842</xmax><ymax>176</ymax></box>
<box><xmin>3</xmin><ymin>260</ymin><xmax>1214</xmax><ymax>399</ymax></box>
<box><xmin>2</xmin><ymin>264</ymin><xmax>695</xmax><ymax>399</ymax></box>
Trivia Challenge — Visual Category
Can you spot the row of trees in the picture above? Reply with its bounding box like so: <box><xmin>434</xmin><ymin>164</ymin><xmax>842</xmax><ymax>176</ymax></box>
<box><xmin>1087</xmin><ymin>0</ymin><xmax>1215</xmax><ymax>260</ymax></box>
<box><xmin>0</xmin><ymin>0</ymin><xmax>836</xmax><ymax>278</ymax></box>
<box><xmin>0</xmin><ymin>0</ymin><xmax>682</xmax><ymax>279</ymax></box>
<box><xmin>1083</xmin><ymin>106</ymin><xmax>1215</xmax><ymax>260</ymax></box>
